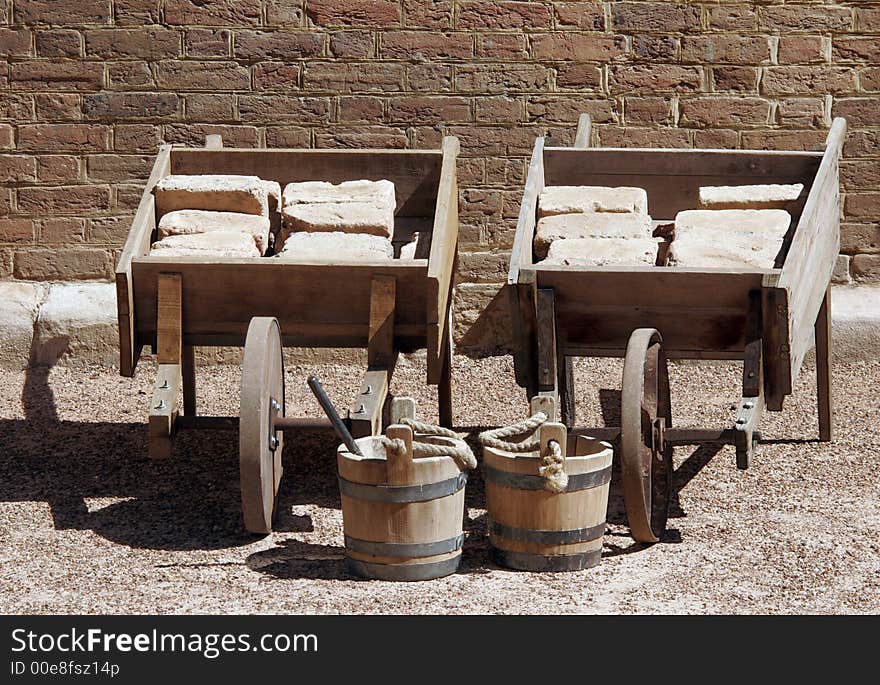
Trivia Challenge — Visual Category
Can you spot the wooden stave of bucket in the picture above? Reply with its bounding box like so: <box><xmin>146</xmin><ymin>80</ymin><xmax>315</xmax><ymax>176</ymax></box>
<box><xmin>337</xmin><ymin>432</ymin><xmax>467</xmax><ymax>581</ymax></box>
<box><xmin>484</xmin><ymin>431</ymin><xmax>613</xmax><ymax>572</ymax></box>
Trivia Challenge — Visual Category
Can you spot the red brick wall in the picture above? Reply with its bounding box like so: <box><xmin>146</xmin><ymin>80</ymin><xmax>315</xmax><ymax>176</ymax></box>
<box><xmin>1</xmin><ymin>2</ymin><xmax>878</xmax><ymax>348</ymax></box>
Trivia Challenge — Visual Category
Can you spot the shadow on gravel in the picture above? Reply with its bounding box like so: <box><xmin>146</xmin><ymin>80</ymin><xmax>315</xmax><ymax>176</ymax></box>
<box><xmin>0</xmin><ymin>363</ymin><xmax>344</xmax><ymax>552</ymax></box>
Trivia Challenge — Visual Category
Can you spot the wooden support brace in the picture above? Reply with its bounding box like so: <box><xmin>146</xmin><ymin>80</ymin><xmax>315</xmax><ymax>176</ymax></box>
<box><xmin>149</xmin><ymin>273</ymin><xmax>182</xmax><ymax>459</ymax></box>
<box><xmin>438</xmin><ymin>295</ymin><xmax>454</xmax><ymax>428</ymax></box>
<box><xmin>735</xmin><ymin>290</ymin><xmax>764</xmax><ymax>470</ymax></box>
<box><xmin>385</xmin><ymin>424</ymin><xmax>414</xmax><ymax>486</ymax></box>
<box><xmin>815</xmin><ymin>285</ymin><xmax>833</xmax><ymax>442</ymax></box>
<box><xmin>535</xmin><ymin>288</ymin><xmax>559</xmax><ymax>420</ymax></box>
<box><xmin>182</xmin><ymin>345</ymin><xmax>196</xmax><ymax>417</ymax></box>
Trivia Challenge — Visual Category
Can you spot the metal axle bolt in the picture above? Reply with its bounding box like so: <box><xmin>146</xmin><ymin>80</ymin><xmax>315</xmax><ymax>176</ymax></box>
<box><xmin>159</xmin><ymin>380</ymin><xmax>169</xmax><ymax>389</ymax></box>
<box><xmin>362</xmin><ymin>385</ymin><xmax>372</xmax><ymax>395</ymax></box>
<box><xmin>353</xmin><ymin>404</ymin><xmax>365</xmax><ymax>414</ymax></box>
<box><xmin>269</xmin><ymin>435</ymin><xmax>279</xmax><ymax>451</ymax></box>
<box><xmin>743</xmin><ymin>401</ymin><xmax>754</xmax><ymax>409</ymax></box>
<box><xmin>155</xmin><ymin>399</ymin><xmax>166</xmax><ymax>410</ymax></box>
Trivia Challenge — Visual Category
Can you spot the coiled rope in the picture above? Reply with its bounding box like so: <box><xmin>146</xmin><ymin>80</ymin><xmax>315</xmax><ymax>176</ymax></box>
<box><xmin>478</xmin><ymin>411</ymin><xmax>567</xmax><ymax>492</ymax></box>
<box><xmin>381</xmin><ymin>417</ymin><xmax>477</xmax><ymax>471</ymax></box>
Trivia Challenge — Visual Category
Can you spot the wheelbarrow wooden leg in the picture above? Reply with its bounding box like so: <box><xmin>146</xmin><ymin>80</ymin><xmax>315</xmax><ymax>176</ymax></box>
<box><xmin>815</xmin><ymin>285</ymin><xmax>833</xmax><ymax>442</ymax></box>
<box><xmin>735</xmin><ymin>290</ymin><xmax>764</xmax><ymax>470</ymax></box>
<box><xmin>182</xmin><ymin>345</ymin><xmax>196</xmax><ymax>417</ymax></box>
<box><xmin>349</xmin><ymin>275</ymin><xmax>396</xmax><ymax>439</ymax></box>
<box><xmin>148</xmin><ymin>273</ymin><xmax>182</xmax><ymax>459</ymax></box>
<box><xmin>438</xmin><ymin>297</ymin><xmax>454</xmax><ymax>428</ymax></box>
<box><xmin>535</xmin><ymin>288</ymin><xmax>560</xmax><ymax>421</ymax></box>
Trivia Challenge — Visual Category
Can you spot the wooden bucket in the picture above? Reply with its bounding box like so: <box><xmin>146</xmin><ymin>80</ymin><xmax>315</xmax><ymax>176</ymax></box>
<box><xmin>483</xmin><ymin>422</ymin><xmax>613</xmax><ymax>572</ymax></box>
<box><xmin>336</xmin><ymin>424</ymin><xmax>467</xmax><ymax>581</ymax></box>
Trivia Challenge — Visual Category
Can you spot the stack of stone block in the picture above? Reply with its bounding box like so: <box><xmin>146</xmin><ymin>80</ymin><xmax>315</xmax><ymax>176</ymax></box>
<box><xmin>668</xmin><ymin>184</ymin><xmax>803</xmax><ymax>269</ymax></box>
<box><xmin>150</xmin><ymin>175</ymin><xmax>276</xmax><ymax>257</ymax></box>
<box><xmin>534</xmin><ymin>186</ymin><xmax>658</xmax><ymax>266</ymax></box>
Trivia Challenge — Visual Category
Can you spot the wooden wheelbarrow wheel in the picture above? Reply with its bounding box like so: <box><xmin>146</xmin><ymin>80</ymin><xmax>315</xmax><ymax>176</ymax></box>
<box><xmin>620</xmin><ymin>328</ymin><xmax>673</xmax><ymax>544</ymax></box>
<box><xmin>240</xmin><ymin>317</ymin><xmax>285</xmax><ymax>534</ymax></box>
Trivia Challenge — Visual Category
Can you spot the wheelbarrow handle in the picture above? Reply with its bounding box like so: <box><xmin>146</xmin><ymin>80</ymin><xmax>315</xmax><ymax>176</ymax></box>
<box><xmin>307</xmin><ymin>375</ymin><xmax>364</xmax><ymax>457</ymax></box>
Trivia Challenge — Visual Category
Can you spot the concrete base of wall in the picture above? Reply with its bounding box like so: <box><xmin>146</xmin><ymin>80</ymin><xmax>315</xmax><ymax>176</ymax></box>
<box><xmin>1</xmin><ymin>281</ymin><xmax>878</xmax><ymax>371</ymax></box>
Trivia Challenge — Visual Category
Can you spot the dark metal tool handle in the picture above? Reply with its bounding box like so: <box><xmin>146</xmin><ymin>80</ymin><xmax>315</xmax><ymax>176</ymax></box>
<box><xmin>307</xmin><ymin>375</ymin><xmax>364</xmax><ymax>457</ymax></box>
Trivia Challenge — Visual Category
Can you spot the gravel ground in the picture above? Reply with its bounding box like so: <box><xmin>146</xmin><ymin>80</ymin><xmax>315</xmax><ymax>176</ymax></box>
<box><xmin>0</xmin><ymin>354</ymin><xmax>877</xmax><ymax>614</ymax></box>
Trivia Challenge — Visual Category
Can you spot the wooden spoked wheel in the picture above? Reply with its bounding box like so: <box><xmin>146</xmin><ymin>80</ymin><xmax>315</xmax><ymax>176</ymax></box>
<box><xmin>620</xmin><ymin>328</ymin><xmax>672</xmax><ymax>544</ymax></box>
<box><xmin>240</xmin><ymin>317</ymin><xmax>285</xmax><ymax>535</ymax></box>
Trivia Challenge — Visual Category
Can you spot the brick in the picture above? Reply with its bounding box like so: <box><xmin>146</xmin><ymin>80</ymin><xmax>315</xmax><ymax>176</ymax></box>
<box><xmin>85</xmin><ymin>29</ymin><xmax>180</xmax><ymax>60</ymax></box>
<box><xmin>39</xmin><ymin>218</ymin><xmax>85</xmax><ymax>244</ymax></box>
<box><xmin>680</xmin><ymin>97</ymin><xmax>771</xmax><ymax>128</ymax></box>
<box><xmin>599</xmin><ymin>126</ymin><xmax>691</xmax><ymax>148</ymax></box>
<box><xmin>851</xmin><ymin>255</ymin><xmax>880</xmax><ymax>283</ymax></box>
<box><xmin>0</xmin><ymin>125</ymin><xmax>10</xmax><ymax>149</ymax></box>
<box><xmin>408</xmin><ymin>64</ymin><xmax>452</xmax><ymax>92</ymax></box>
<box><xmin>477</xmin><ymin>34</ymin><xmax>527</xmax><ymax>60</ymax></box>
<box><xmin>36</xmin><ymin>30</ymin><xmax>82</xmax><ymax>58</ymax></box>
<box><xmin>841</xmin><ymin>223</ymin><xmax>880</xmax><ymax>254</ymax></box>
<box><xmin>0</xmin><ymin>219</ymin><xmax>35</xmax><ymax>243</ymax></box>
<box><xmin>156</xmin><ymin>61</ymin><xmax>250</xmax><ymax>91</ymax></box>
<box><xmin>88</xmin><ymin>216</ymin><xmax>131</xmax><ymax>244</ymax></box>
<box><xmin>35</xmin><ymin>93</ymin><xmax>81</xmax><ymax>120</ymax></box>
<box><xmin>458</xmin><ymin>251</ymin><xmax>508</xmax><ymax>283</ymax></box>
<box><xmin>842</xmin><ymin>160</ymin><xmax>880</xmax><ymax>192</ymax></box>
<box><xmin>456</xmin><ymin>65</ymin><xmax>550</xmax><ymax>93</ymax></box>
<box><xmin>741</xmin><ymin>129</ymin><xmax>826</xmax><ymax>151</ymax></box>
<box><xmin>450</xmin><ymin>125</ymin><xmax>536</xmax><ymax>156</ymax></box>
<box><xmin>458</xmin><ymin>2</ymin><xmax>552</xmax><ymax>29</ymax></box>
<box><xmin>452</xmin><ymin>283</ymin><xmax>512</xmax><ymax>351</ymax></box>
<box><xmin>265</xmin><ymin>126</ymin><xmax>311</xmax><ymax>147</ymax></box>
<box><xmin>116</xmin><ymin>184</ymin><xmax>145</xmax><ymax>210</ymax></box>
<box><xmin>761</xmin><ymin>67</ymin><xmax>855</xmax><ymax>96</ymax></box>
<box><xmin>553</xmin><ymin>2</ymin><xmax>605</xmax><ymax>30</ymax></box>
<box><xmin>846</xmin><ymin>130</ymin><xmax>880</xmax><ymax>158</ymax></box>
<box><xmin>633</xmin><ymin>36</ymin><xmax>677</xmax><ymax>61</ymax></box>
<box><xmin>238</xmin><ymin>95</ymin><xmax>330</xmax><ymax>123</ymax></box>
<box><xmin>18</xmin><ymin>185</ymin><xmax>111</xmax><ymax>215</ymax></box>
<box><xmin>168</xmin><ymin>124</ymin><xmax>260</xmax><ymax>148</ymax></box>
<box><xmin>0</xmin><ymin>93</ymin><xmax>33</xmax><ymax>120</ymax></box>
<box><xmin>338</xmin><ymin>96</ymin><xmax>384</xmax><ymax>123</ymax></box>
<box><xmin>611</xmin><ymin>65</ymin><xmax>703</xmax><ymax>93</ymax></box>
<box><xmin>531</xmin><ymin>34</ymin><xmax>626</xmax><ymax>62</ymax></box>
<box><xmin>759</xmin><ymin>6</ymin><xmax>852</xmax><ymax>33</ymax></box>
<box><xmin>186</xmin><ymin>29</ymin><xmax>230</xmax><ymax>57</ymax></box>
<box><xmin>777</xmin><ymin>98</ymin><xmax>827</xmax><ymax>128</ymax></box>
<box><xmin>307</xmin><ymin>1</ymin><xmax>400</xmax><ymax>28</ymax></box>
<box><xmin>388</xmin><ymin>96</ymin><xmax>470</xmax><ymax>123</ymax></box>
<box><xmin>778</xmin><ymin>37</ymin><xmax>828</xmax><ymax>65</ymax></box>
<box><xmin>713</xmin><ymin>66</ymin><xmax>758</xmax><ymax>92</ymax></box>
<box><xmin>846</xmin><ymin>193</ymin><xmax>880</xmax><ymax>221</ymax></box>
<box><xmin>0</xmin><ymin>155</ymin><xmax>36</xmax><ymax>182</ymax></box>
<box><xmin>10</xmin><ymin>61</ymin><xmax>103</xmax><ymax>91</ymax></box>
<box><xmin>403</xmin><ymin>1</ymin><xmax>452</xmax><ymax>29</ymax></box>
<box><xmin>381</xmin><ymin>31</ymin><xmax>473</xmax><ymax>60</ymax></box>
<box><xmin>834</xmin><ymin>38</ymin><xmax>880</xmax><ymax>63</ymax></box>
<box><xmin>475</xmin><ymin>96</ymin><xmax>522</xmax><ymax>123</ymax></box>
<box><xmin>165</xmin><ymin>0</ymin><xmax>261</xmax><ymax>26</ymax></box>
<box><xmin>37</xmin><ymin>155</ymin><xmax>80</xmax><ymax>182</ymax></box>
<box><xmin>612</xmin><ymin>3</ymin><xmax>701</xmax><ymax>32</ymax></box>
<box><xmin>265</xmin><ymin>1</ymin><xmax>304</xmax><ymax>26</ymax></box>
<box><xmin>0</xmin><ymin>28</ymin><xmax>32</xmax><ymax>56</ymax></box>
<box><xmin>330</xmin><ymin>32</ymin><xmax>373</xmax><ymax>58</ymax></box>
<box><xmin>108</xmin><ymin>62</ymin><xmax>156</xmax><ymax>90</ymax></box>
<box><xmin>304</xmin><ymin>62</ymin><xmax>405</xmax><ymax>92</ymax></box>
<box><xmin>527</xmin><ymin>96</ymin><xmax>614</xmax><ymax>125</ymax></box>
<box><xmin>114</xmin><ymin>124</ymin><xmax>161</xmax><ymax>152</ymax></box>
<box><xmin>625</xmin><ymin>97</ymin><xmax>673</xmax><ymax>126</ymax></box>
<box><xmin>87</xmin><ymin>154</ymin><xmax>152</xmax><ymax>182</ymax></box>
<box><xmin>83</xmin><ymin>93</ymin><xmax>179</xmax><ymax>120</ymax></box>
<box><xmin>15</xmin><ymin>1</ymin><xmax>111</xmax><ymax>24</ymax></box>
<box><xmin>234</xmin><ymin>30</ymin><xmax>323</xmax><ymax>60</ymax></box>
<box><xmin>694</xmin><ymin>129</ymin><xmax>738</xmax><ymax>149</ymax></box>
<box><xmin>831</xmin><ymin>254</ymin><xmax>850</xmax><ymax>284</ymax></box>
<box><xmin>19</xmin><ymin>124</ymin><xmax>110</xmax><ymax>152</ymax></box>
<box><xmin>555</xmin><ymin>64</ymin><xmax>602</xmax><ymax>90</ymax></box>
<box><xmin>858</xmin><ymin>8</ymin><xmax>880</xmax><ymax>33</ymax></box>
<box><xmin>115</xmin><ymin>1</ymin><xmax>161</xmax><ymax>25</ymax></box>
<box><xmin>14</xmin><ymin>249</ymin><xmax>111</xmax><ymax>280</ymax></box>
<box><xmin>186</xmin><ymin>93</ymin><xmax>235</xmax><ymax>120</ymax></box>
<box><xmin>314</xmin><ymin>127</ymin><xmax>408</xmax><ymax>149</ymax></box>
<box><xmin>681</xmin><ymin>35</ymin><xmax>770</xmax><ymax>64</ymax></box>
<box><xmin>252</xmin><ymin>63</ymin><xmax>301</xmax><ymax>90</ymax></box>
<box><xmin>833</xmin><ymin>98</ymin><xmax>880</xmax><ymax>126</ymax></box>
<box><xmin>0</xmin><ymin>188</ymin><xmax>11</xmax><ymax>216</ymax></box>
<box><xmin>708</xmin><ymin>5</ymin><xmax>756</xmax><ymax>31</ymax></box>
<box><xmin>861</xmin><ymin>68</ymin><xmax>880</xmax><ymax>92</ymax></box>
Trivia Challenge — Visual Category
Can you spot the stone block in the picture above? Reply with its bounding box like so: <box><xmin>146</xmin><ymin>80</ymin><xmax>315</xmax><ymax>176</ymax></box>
<box><xmin>150</xmin><ymin>231</ymin><xmax>261</xmax><ymax>257</ymax></box>
<box><xmin>699</xmin><ymin>184</ymin><xmax>805</xmax><ymax>210</ymax></box>
<box><xmin>538</xmin><ymin>185</ymin><xmax>649</xmax><ymax>217</ymax></box>
<box><xmin>157</xmin><ymin>210</ymin><xmax>271</xmax><ymax>255</ymax></box>
<box><xmin>534</xmin><ymin>213</ymin><xmax>653</xmax><ymax>258</ymax></box>
<box><xmin>275</xmin><ymin>231</ymin><xmax>393</xmax><ymax>261</ymax></box>
<box><xmin>0</xmin><ymin>282</ymin><xmax>45</xmax><ymax>369</ymax></box>
<box><xmin>543</xmin><ymin>237</ymin><xmax>659</xmax><ymax>266</ymax></box>
<box><xmin>153</xmin><ymin>174</ymin><xmax>268</xmax><ymax>217</ymax></box>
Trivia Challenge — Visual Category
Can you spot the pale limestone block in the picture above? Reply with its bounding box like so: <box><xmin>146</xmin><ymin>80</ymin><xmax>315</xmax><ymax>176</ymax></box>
<box><xmin>538</xmin><ymin>185</ymin><xmax>649</xmax><ymax>217</ymax></box>
<box><xmin>282</xmin><ymin>201</ymin><xmax>394</xmax><ymax>239</ymax></box>
<box><xmin>153</xmin><ymin>174</ymin><xmax>268</xmax><ymax>217</ymax></box>
<box><xmin>399</xmin><ymin>232</ymin><xmax>430</xmax><ymax>259</ymax></box>
<box><xmin>668</xmin><ymin>235</ymin><xmax>784</xmax><ymax>269</ymax></box>
<box><xmin>263</xmin><ymin>180</ymin><xmax>281</xmax><ymax>212</ymax></box>
<box><xmin>150</xmin><ymin>231</ymin><xmax>261</xmax><ymax>258</ymax></box>
<box><xmin>275</xmin><ymin>231</ymin><xmax>393</xmax><ymax>261</ymax></box>
<box><xmin>699</xmin><ymin>183</ymin><xmax>804</xmax><ymax>210</ymax></box>
<box><xmin>157</xmin><ymin>209</ymin><xmax>271</xmax><ymax>255</ymax></box>
<box><xmin>282</xmin><ymin>179</ymin><xmax>396</xmax><ymax>208</ymax></box>
<box><xmin>674</xmin><ymin>209</ymin><xmax>791</xmax><ymax>240</ymax></box>
<box><xmin>0</xmin><ymin>282</ymin><xmax>45</xmax><ymax>369</ymax></box>
<box><xmin>543</xmin><ymin>237</ymin><xmax>659</xmax><ymax>267</ymax></box>
<box><xmin>533</xmin><ymin>213</ymin><xmax>653</xmax><ymax>258</ymax></box>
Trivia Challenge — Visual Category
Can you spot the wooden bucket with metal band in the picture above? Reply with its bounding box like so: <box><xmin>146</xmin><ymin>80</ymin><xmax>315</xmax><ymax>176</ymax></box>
<box><xmin>336</xmin><ymin>424</ymin><xmax>468</xmax><ymax>581</ymax></box>
<box><xmin>483</xmin><ymin>422</ymin><xmax>613</xmax><ymax>572</ymax></box>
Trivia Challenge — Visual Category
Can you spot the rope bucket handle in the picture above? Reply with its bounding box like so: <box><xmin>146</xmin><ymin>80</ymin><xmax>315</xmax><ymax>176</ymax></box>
<box><xmin>380</xmin><ymin>416</ymin><xmax>477</xmax><ymax>472</ymax></box>
<box><xmin>478</xmin><ymin>410</ymin><xmax>569</xmax><ymax>493</ymax></box>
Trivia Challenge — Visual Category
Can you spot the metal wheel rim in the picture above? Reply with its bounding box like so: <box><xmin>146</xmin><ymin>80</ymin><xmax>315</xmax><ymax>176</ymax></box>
<box><xmin>240</xmin><ymin>317</ymin><xmax>285</xmax><ymax>534</ymax></box>
<box><xmin>621</xmin><ymin>328</ymin><xmax>671</xmax><ymax>543</ymax></box>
